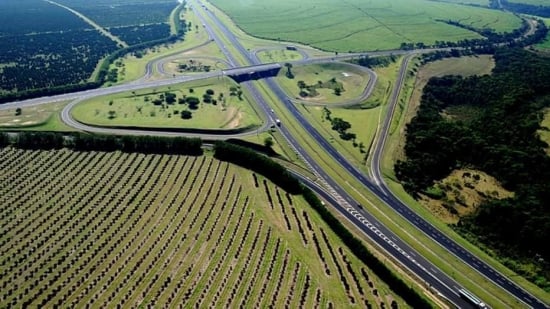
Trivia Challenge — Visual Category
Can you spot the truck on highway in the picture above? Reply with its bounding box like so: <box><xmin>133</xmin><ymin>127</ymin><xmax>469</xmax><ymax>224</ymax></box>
<box><xmin>275</xmin><ymin>119</ymin><xmax>281</xmax><ymax>126</ymax></box>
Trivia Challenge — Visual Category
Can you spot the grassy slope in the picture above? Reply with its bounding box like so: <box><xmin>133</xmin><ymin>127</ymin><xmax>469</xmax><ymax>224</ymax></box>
<box><xmin>208</xmin><ymin>0</ymin><xmax>521</xmax><ymax>52</ymax></box>
<box><xmin>0</xmin><ymin>148</ymin><xmax>411</xmax><ymax>308</ymax></box>
<box><xmin>71</xmin><ymin>78</ymin><xmax>261</xmax><ymax>130</ymax></box>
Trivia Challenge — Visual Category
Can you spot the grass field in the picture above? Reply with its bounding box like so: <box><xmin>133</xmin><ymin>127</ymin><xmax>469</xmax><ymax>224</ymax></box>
<box><xmin>0</xmin><ymin>148</ymin><xmax>410</xmax><ymax>308</ymax></box>
<box><xmin>72</xmin><ymin>78</ymin><xmax>262</xmax><ymax>131</ymax></box>
<box><xmin>209</xmin><ymin>0</ymin><xmax>521</xmax><ymax>52</ymax></box>
<box><xmin>0</xmin><ymin>102</ymin><xmax>74</xmax><ymax>132</ymax></box>
<box><xmin>257</xmin><ymin>49</ymin><xmax>304</xmax><ymax>63</ymax></box>
<box><xmin>276</xmin><ymin>63</ymin><xmax>371</xmax><ymax>104</ymax></box>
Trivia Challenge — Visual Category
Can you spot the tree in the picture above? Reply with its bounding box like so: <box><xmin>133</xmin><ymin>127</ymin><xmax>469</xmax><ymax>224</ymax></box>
<box><xmin>334</xmin><ymin>88</ymin><xmax>342</xmax><ymax>96</ymax></box>
<box><xmin>108</xmin><ymin>110</ymin><xmax>116</xmax><ymax>119</ymax></box>
<box><xmin>297</xmin><ymin>80</ymin><xmax>306</xmax><ymax>89</ymax></box>
<box><xmin>284</xmin><ymin>63</ymin><xmax>294</xmax><ymax>79</ymax></box>
<box><xmin>264</xmin><ymin>136</ymin><xmax>274</xmax><ymax>148</ymax></box>
<box><xmin>180</xmin><ymin>110</ymin><xmax>192</xmax><ymax>119</ymax></box>
<box><xmin>15</xmin><ymin>108</ymin><xmax>22</xmax><ymax>116</ymax></box>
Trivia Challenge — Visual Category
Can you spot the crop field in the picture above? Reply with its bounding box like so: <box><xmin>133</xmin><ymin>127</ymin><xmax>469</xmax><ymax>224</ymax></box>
<box><xmin>209</xmin><ymin>0</ymin><xmax>522</xmax><ymax>52</ymax></box>
<box><xmin>72</xmin><ymin>78</ymin><xmax>261</xmax><ymax>131</ymax></box>
<box><xmin>0</xmin><ymin>148</ymin><xmax>408</xmax><ymax>308</ymax></box>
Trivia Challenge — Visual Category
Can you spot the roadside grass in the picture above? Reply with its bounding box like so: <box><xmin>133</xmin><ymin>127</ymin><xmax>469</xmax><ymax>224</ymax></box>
<box><xmin>208</xmin><ymin>0</ymin><xmax>521</xmax><ymax>52</ymax></box>
<box><xmin>381</xmin><ymin>55</ymin><xmax>550</xmax><ymax>305</ymax></box>
<box><xmin>276</xmin><ymin>63</ymin><xmax>371</xmax><ymax>104</ymax></box>
<box><xmin>0</xmin><ymin>149</ymin><xmax>410</xmax><ymax>308</ymax></box>
<box><xmin>510</xmin><ymin>0</ymin><xmax>550</xmax><ymax>4</ymax></box>
<box><xmin>72</xmin><ymin>78</ymin><xmax>262</xmax><ymax>130</ymax></box>
<box><xmin>257</xmin><ymin>49</ymin><xmax>303</xmax><ymax>63</ymax></box>
<box><xmin>0</xmin><ymin>101</ymin><xmax>75</xmax><ymax>132</ymax></box>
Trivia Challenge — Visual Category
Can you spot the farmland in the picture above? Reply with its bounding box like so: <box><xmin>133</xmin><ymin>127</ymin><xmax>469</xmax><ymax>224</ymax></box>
<box><xmin>71</xmin><ymin>78</ymin><xmax>262</xmax><ymax>131</ymax></box>
<box><xmin>208</xmin><ymin>0</ymin><xmax>522</xmax><ymax>51</ymax></box>
<box><xmin>0</xmin><ymin>148</ymin><xmax>408</xmax><ymax>308</ymax></box>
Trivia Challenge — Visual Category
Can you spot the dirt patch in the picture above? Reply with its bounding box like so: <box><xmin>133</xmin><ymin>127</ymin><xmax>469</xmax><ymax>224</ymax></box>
<box><xmin>220</xmin><ymin>107</ymin><xmax>242</xmax><ymax>129</ymax></box>
<box><xmin>420</xmin><ymin>169</ymin><xmax>514</xmax><ymax>224</ymax></box>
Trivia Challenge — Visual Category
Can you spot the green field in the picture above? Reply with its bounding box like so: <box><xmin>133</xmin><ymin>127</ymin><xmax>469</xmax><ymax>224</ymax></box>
<box><xmin>209</xmin><ymin>0</ymin><xmax>522</xmax><ymax>51</ymax></box>
<box><xmin>257</xmin><ymin>49</ymin><xmax>304</xmax><ymax>63</ymax></box>
<box><xmin>72</xmin><ymin>78</ymin><xmax>262</xmax><ymax>131</ymax></box>
<box><xmin>276</xmin><ymin>63</ymin><xmax>371</xmax><ymax>104</ymax></box>
<box><xmin>0</xmin><ymin>148</ymin><xmax>410</xmax><ymax>307</ymax></box>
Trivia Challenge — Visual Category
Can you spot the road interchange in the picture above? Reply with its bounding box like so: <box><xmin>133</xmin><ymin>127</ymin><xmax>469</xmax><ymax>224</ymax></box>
<box><xmin>1</xmin><ymin>0</ymin><xmax>548</xmax><ymax>307</ymax></box>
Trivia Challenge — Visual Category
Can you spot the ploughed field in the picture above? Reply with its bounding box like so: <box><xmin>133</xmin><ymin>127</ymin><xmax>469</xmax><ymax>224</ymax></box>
<box><xmin>0</xmin><ymin>148</ymin><xmax>406</xmax><ymax>308</ymax></box>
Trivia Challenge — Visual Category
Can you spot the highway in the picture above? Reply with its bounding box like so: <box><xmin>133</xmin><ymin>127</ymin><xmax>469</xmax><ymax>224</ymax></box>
<box><xmin>191</xmin><ymin>0</ymin><xmax>471</xmax><ymax>307</ymax></box>
<box><xmin>194</xmin><ymin>0</ymin><xmax>548</xmax><ymax>308</ymax></box>
<box><xmin>1</xmin><ymin>0</ymin><xmax>547</xmax><ymax>307</ymax></box>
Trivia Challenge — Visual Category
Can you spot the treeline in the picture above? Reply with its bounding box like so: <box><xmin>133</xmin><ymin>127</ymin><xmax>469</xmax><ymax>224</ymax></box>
<box><xmin>212</xmin><ymin>140</ymin><xmax>432</xmax><ymax>307</ymax></box>
<box><xmin>499</xmin><ymin>0</ymin><xmax>550</xmax><ymax>18</ymax></box>
<box><xmin>399</xmin><ymin>17</ymin><xmax>548</xmax><ymax>52</ymax></box>
<box><xmin>213</xmin><ymin>141</ymin><xmax>301</xmax><ymax>194</ymax></box>
<box><xmin>0</xmin><ymin>132</ymin><xmax>203</xmax><ymax>156</ymax></box>
<box><xmin>396</xmin><ymin>48</ymin><xmax>550</xmax><ymax>289</ymax></box>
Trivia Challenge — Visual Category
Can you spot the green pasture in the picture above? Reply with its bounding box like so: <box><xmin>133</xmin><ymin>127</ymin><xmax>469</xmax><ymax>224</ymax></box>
<box><xmin>276</xmin><ymin>63</ymin><xmax>371</xmax><ymax>104</ymax></box>
<box><xmin>208</xmin><ymin>0</ymin><xmax>521</xmax><ymax>52</ymax></box>
<box><xmin>72</xmin><ymin>78</ymin><xmax>262</xmax><ymax>130</ymax></box>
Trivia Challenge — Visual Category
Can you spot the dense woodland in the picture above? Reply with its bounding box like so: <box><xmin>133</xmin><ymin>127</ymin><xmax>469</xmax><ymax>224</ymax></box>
<box><xmin>396</xmin><ymin>48</ymin><xmax>550</xmax><ymax>288</ymax></box>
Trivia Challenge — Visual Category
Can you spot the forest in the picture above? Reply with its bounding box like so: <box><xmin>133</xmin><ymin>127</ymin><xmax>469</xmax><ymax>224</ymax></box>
<box><xmin>395</xmin><ymin>48</ymin><xmax>550</xmax><ymax>289</ymax></box>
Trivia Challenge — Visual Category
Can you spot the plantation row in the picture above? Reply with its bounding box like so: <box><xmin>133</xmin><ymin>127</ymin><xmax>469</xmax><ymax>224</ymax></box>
<box><xmin>0</xmin><ymin>148</ymin><xmax>407</xmax><ymax>308</ymax></box>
